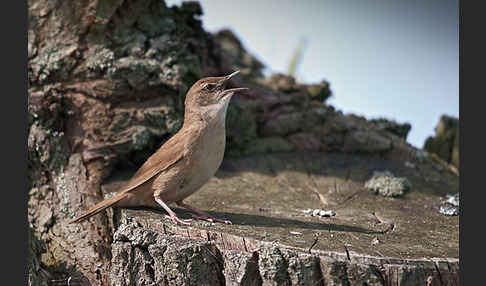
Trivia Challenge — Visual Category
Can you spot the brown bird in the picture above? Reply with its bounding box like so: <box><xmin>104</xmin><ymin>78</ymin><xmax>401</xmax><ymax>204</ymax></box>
<box><xmin>69</xmin><ymin>71</ymin><xmax>247</xmax><ymax>225</ymax></box>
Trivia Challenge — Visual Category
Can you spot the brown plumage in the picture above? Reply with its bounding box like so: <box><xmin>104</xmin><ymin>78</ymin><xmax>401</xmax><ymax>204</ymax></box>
<box><xmin>69</xmin><ymin>71</ymin><xmax>247</xmax><ymax>225</ymax></box>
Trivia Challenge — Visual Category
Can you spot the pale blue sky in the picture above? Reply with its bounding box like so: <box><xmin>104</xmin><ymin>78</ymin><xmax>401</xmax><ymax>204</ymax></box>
<box><xmin>167</xmin><ymin>0</ymin><xmax>459</xmax><ymax>148</ymax></box>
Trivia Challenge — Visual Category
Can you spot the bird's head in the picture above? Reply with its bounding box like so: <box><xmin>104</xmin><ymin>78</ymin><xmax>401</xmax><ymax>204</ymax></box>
<box><xmin>184</xmin><ymin>71</ymin><xmax>247</xmax><ymax>119</ymax></box>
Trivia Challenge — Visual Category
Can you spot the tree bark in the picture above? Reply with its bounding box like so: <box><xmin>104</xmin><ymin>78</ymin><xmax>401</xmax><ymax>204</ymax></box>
<box><xmin>28</xmin><ymin>0</ymin><xmax>220</xmax><ymax>283</ymax></box>
<box><xmin>28</xmin><ymin>0</ymin><xmax>458</xmax><ymax>285</ymax></box>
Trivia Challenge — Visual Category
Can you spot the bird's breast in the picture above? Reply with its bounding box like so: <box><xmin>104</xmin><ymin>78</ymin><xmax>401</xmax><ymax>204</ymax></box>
<box><xmin>176</xmin><ymin>121</ymin><xmax>226</xmax><ymax>200</ymax></box>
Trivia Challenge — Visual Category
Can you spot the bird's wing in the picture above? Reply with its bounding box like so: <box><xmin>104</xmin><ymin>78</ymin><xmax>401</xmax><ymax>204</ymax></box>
<box><xmin>68</xmin><ymin>126</ymin><xmax>200</xmax><ymax>224</ymax></box>
<box><xmin>119</xmin><ymin>125</ymin><xmax>200</xmax><ymax>194</ymax></box>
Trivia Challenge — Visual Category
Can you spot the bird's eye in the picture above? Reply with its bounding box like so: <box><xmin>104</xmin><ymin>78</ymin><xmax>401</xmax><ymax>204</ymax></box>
<box><xmin>203</xmin><ymin>83</ymin><xmax>216</xmax><ymax>90</ymax></box>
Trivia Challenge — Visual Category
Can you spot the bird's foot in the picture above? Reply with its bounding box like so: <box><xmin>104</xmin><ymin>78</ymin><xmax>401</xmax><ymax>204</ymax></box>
<box><xmin>165</xmin><ymin>215</ymin><xmax>192</xmax><ymax>225</ymax></box>
<box><xmin>175</xmin><ymin>201</ymin><xmax>232</xmax><ymax>224</ymax></box>
<box><xmin>191</xmin><ymin>214</ymin><xmax>232</xmax><ymax>225</ymax></box>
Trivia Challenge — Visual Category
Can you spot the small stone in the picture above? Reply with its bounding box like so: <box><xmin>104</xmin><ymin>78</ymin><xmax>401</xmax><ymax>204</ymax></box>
<box><xmin>439</xmin><ymin>206</ymin><xmax>458</xmax><ymax>216</ymax></box>
<box><xmin>445</xmin><ymin>193</ymin><xmax>459</xmax><ymax>207</ymax></box>
<box><xmin>290</xmin><ymin>231</ymin><xmax>302</xmax><ymax>235</ymax></box>
<box><xmin>318</xmin><ymin>210</ymin><xmax>336</xmax><ymax>217</ymax></box>
<box><xmin>439</xmin><ymin>192</ymin><xmax>459</xmax><ymax>216</ymax></box>
<box><xmin>306</xmin><ymin>209</ymin><xmax>336</xmax><ymax>217</ymax></box>
<box><xmin>371</xmin><ymin>237</ymin><xmax>380</xmax><ymax>245</ymax></box>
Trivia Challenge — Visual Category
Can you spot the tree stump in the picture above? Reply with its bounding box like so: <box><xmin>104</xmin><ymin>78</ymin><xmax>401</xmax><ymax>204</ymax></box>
<box><xmin>28</xmin><ymin>0</ymin><xmax>459</xmax><ymax>285</ymax></box>
<box><xmin>105</xmin><ymin>152</ymin><xmax>458</xmax><ymax>285</ymax></box>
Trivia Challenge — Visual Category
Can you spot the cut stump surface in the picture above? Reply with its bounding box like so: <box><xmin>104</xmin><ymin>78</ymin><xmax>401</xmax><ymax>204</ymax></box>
<box><xmin>104</xmin><ymin>152</ymin><xmax>459</xmax><ymax>285</ymax></box>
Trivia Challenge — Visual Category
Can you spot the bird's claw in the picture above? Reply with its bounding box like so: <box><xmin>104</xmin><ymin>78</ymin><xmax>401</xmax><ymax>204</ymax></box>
<box><xmin>165</xmin><ymin>215</ymin><xmax>192</xmax><ymax>225</ymax></box>
<box><xmin>191</xmin><ymin>214</ymin><xmax>232</xmax><ymax>224</ymax></box>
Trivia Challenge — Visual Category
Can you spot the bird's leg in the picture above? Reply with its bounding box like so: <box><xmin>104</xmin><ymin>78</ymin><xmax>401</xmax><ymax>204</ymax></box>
<box><xmin>154</xmin><ymin>197</ymin><xmax>192</xmax><ymax>225</ymax></box>
<box><xmin>176</xmin><ymin>201</ymin><xmax>232</xmax><ymax>224</ymax></box>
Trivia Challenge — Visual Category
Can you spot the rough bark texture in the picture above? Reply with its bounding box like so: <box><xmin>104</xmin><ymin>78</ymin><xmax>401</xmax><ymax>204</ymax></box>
<box><xmin>101</xmin><ymin>150</ymin><xmax>459</xmax><ymax>286</ymax></box>
<box><xmin>28</xmin><ymin>0</ymin><xmax>459</xmax><ymax>285</ymax></box>
<box><xmin>107</xmin><ymin>207</ymin><xmax>458</xmax><ymax>286</ymax></box>
<box><xmin>28</xmin><ymin>1</ymin><xmax>222</xmax><ymax>284</ymax></box>
<box><xmin>28</xmin><ymin>227</ymin><xmax>49</xmax><ymax>286</ymax></box>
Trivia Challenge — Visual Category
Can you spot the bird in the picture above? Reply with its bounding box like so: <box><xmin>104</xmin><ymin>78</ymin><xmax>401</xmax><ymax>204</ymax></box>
<box><xmin>69</xmin><ymin>71</ymin><xmax>247</xmax><ymax>225</ymax></box>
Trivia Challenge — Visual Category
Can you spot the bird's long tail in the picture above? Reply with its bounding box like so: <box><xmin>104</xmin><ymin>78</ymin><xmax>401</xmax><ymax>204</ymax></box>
<box><xmin>68</xmin><ymin>192</ymin><xmax>129</xmax><ymax>224</ymax></box>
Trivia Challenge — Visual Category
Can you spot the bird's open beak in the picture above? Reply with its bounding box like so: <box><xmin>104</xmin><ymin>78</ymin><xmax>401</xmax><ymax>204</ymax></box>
<box><xmin>225</xmin><ymin>70</ymin><xmax>241</xmax><ymax>80</ymax></box>
<box><xmin>220</xmin><ymin>70</ymin><xmax>248</xmax><ymax>98</ymax></box>
<box><xmin>221</xmin><ymin>87</ymin><xmax>248</xmax><ymax>98</ymax></box>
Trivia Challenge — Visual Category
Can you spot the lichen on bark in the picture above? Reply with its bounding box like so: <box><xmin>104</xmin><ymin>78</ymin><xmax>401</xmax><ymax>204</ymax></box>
<box><xmin>28</xmin><ymin>0</ymin><xmax>458</xmax><ymax>284</ymax></box>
